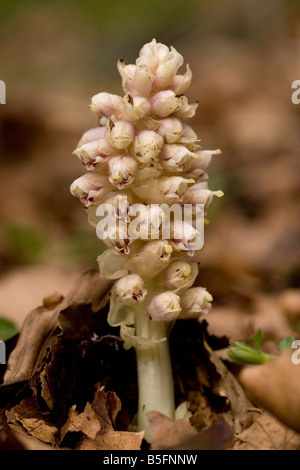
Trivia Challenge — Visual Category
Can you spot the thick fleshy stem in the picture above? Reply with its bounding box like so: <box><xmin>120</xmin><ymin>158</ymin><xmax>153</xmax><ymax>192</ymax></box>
<box><xmin>134</xmin><ymin>307</ymin><xmax>175</xmax><ymax>439</ymax></box>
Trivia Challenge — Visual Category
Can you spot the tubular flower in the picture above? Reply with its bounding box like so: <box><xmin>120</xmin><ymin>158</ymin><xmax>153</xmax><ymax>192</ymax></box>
<box><xmin>70</xmin><ymin>39</ymin><xmax>222</xmax><ymax>442</ymax></box>
<box><xmin>105</xmin><ymin>118</ymin><xmax>135</xmax><ymax>149</ymax></box>
<box><xmin>108</xmin><ymin>155</ymin><xmax>138</xmax><ymax>189</ymax></box>
<box><xmin>170</xmin><ymin>220</ymin><xmax>203</xmax><ymax>256</ymax></box>
<box><xmin>159</xmin><ymin>260</ymin><xmax>198</xmax><ymax>291</ymax></box>
<box><xmin>160</xmin><ymin>143</ymin><xmax>199</xmax><ymax>172</ymax></box>
<box><xmin>73</xmin><ymin>139</ymin><xmax>116</xmax><ymax>171</ymax></box>
<box><xmin>185</xmin><ymin>181</ymin><xmax>224</xmax><ymax>210</ymax></box>
<box><xmin>100</xmin><ymin>222</ymin><xmax>131</xmax><ymax>255</ymax></box>
<box><xmin>132</xmin><ymin>129</ymin><xmax>164</xmax><ymax>164</ymax></box>
<box><xmin>179</xmin><ymin>287</ymin><xmax>213</xmax><ymax>319</ymax></box>
<box><xmin>90</xmin><ymin>92</ymin><xmax>123</xmax><ymax>119</ymax></box>
<box><xmin>157</xmin><ymin>117</ymin><xmax>183</xmax><ymax>144</ymax></box>
<box><xmin>147</xmin><ymin>291</ymin><xmax>181</xmax><ymax>322</ymax></box>
<box><xmin>115</xmin><ymin>274</ymin><xmax>147</xmax><ymax>305</ymax></box>
<box><xmin>70</xmin><ymin>173</ymin><xmax>112</xmax><ymax>207</ymax></box>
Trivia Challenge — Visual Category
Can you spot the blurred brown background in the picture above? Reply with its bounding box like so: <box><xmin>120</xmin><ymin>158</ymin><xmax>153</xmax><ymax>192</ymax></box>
<box><xmin>0</xmin><ymin>0</ymin><xmax>300</xmax><ymax>340</ymax></box>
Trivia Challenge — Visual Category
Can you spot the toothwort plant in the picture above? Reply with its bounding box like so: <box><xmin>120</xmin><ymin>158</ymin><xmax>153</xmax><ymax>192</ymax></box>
<box><xmin>71</xmin><ymin>40</ymin><xmax>223</xmax><ymax>441</ymax></box>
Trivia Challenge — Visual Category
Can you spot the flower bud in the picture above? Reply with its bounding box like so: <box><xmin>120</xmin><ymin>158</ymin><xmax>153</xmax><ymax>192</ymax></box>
<box><xmin>159</xmin><ymin>260</ymin><xmax>198</xmax><ymax>290</ymax></box>
<box><xmin>179</xmin><ymin>287</ymin><xmax>213</xmax><ymax>319</ymax></box>
<box><xmin>117</xmin><ymin>60</ymin><xmax>137</xmax><ymax>95</ymax></box>
<box><xmin>123</xmin><ymin>94</ymin><xmax>151</xmax><ymax>121</ymax></box>
<box><xmin>134</xmin><ymin>65</ymin><xmax>155</xmax><ymax>97</ymax></box>
<box><xmin>170</xmin><ymin>220</ymin><xmax>203</xmax><ymax>256</ymax></box>
<box><xmin>186</xmin><ymin>182</ymin><xmax>224</xmax><ymax>209</ymax></box>
<box><xmin>73</xmin><ymin>139</ymin><xmax>115</xmax><ymax>170</ymax></box>
<box><xmin>90</xmin><ymin>92</ymin><xmax>123</xmax><ymax>118</ymax></box>
<box><xmin>157</xmin><ymin>118</ymin><xmax>183</xmax><ymax>144</ymax></box>
<box><xmin>158</xmin><ymin>176</ymin><xmax>195</xmax><ymax>204</ymax></box>
<box><xmin>160</xmin><ymin>144</ymin><xmax>199</xmax><ymax>172</ymax></box>
<box><xmin>137</xmin><ymin>39</ymin><xmax>170</xmax><ymax>72</ymax></box>
<box><xmin>170</xmin><ymin>64</ymin><xmax>192</xmax><ymax>95</ymax></box>
<box><xmin>147</xmin><ymin>292</ymin><xmax>181</xmax><ymax>322</ymax></box>
<box><xmin>70</xmin><ymin>173</ymin><xmax>112</xmax><ymax>207</ymax></box>
<box><xmin>101</xmin><ymin>222</ymin><xmax>131</xmax><ymax>254</ymax></box>
<box><xmin>77</xmin><ymin>127</ymin><xmax>106</xmax><ymax>147</ymax></box>
<box><xmin>174</xmin><ymin>101</ymin><xmax>198</xmax><ymax>120</ymax></box>
<box><xmin>150</xmin><ymin>90</ymin><xmax>186</xmax><ymax>118</ymax></box>
<box><xmin>108</xmin><ymin>155</ymin><xmax>138</xmax><ymax>189</ymax></box>
<box><xmin>133</xmin><ymin>130</ymin><xmax>164</xmax><ymax>164</ymax></box>
<box><xmin>105</xmin><ymin>118</ymin><xmax>135</xmax><ymax>149</ymax></box>
<box><xmin>154</xmin><ymin>46</ymin><xmax>184</xmax><ymax>89</ymax></box>
<box><xmin>114</xmin><ymin>274</ymin><xmax>147</xmax><ymax>305</ymax></box>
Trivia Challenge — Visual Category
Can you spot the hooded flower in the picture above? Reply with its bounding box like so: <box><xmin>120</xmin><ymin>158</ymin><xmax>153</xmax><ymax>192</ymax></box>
<box><xmin>179</xmin><ymin>287</ymin><xmax>213</xmax><ymax>319</ymax></box>
<box><xmin>147</xmin><ymin>291</ymin><xmax>181</xmax><ymax>322</ymax></box>
<box><xmin>115</xmin><ymin>274</ymin><xmax>147</xmax><ymax>305</ymax></box>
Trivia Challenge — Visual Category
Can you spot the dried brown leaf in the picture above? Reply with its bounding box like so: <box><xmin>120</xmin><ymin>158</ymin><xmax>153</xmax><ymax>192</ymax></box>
<box><xmin>233</xmin><ymin>412</ymin><xmax>300</xmax><ymax>450</ymax></box>
<box><xmin>148</xmin><ymin>411</ymin><xmax>198</xmax><ymax>450</ymax></box>
<box><xmin>60</xmin><ymin>403</ymin><xmax>101</xmax><ymax>441</ymax></box>
<box><xmin>238</xmin><ymin>351</ymin><xmax>300</xmax><ymax>433</ymax></box>
<box><xmin>3</xmin><ymin>303</ymin><xmax>62</xmax><ymax>385</ymax></box>
<box><xmin>6</xmin><ymin>397</ymin><xmax>58</xmax><ymax>445</ymax></box>
<box><xmin>77</xmin><ymin>388</ymin><xmax>144</xmax><ymax>450</ymax></box>
<box><xmin>3</xmin><ymin>270</ymin><xmax>112</xmax><ymax>388</ymax></box>
<box><xmin>90</xmin><ymin>388</ymin><xmax>122</xmax><ymax>432</ymax></box>
<box><xmin>203</xmin><ymin>340</ymin><xmax>254</xmax><ymax>434</ymax></box>
<box><xmin>78</xmin><ymin>429</ymin><xmax>144</xmax><ymax>450</ymax></box>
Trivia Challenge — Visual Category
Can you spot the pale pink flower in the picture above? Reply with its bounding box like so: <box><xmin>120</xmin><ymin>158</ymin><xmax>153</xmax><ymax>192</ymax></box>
<box><xmin>90</xmin><ymin>92</ymin><xmax>123</xmax><ymax>118</ymax></box>
<box><xmin>108</xmin><ymin>155</ymin><xmax>138</xmax><ymax>189</ymax></box>
<box><xmin>147</xmin><ymin>291</ymin><xmax>181</xmax><ymax>322</ymax></box>
<box><xmin>179</xmin><ymin>287</ymin><xmax>213</xmax><ymax>319</ymax></box>
<box><xmin>115</xmin><ymin>274</ymin><xmax>147</xmax><ymax>305</ymax></box>
<box><xmin>105</xmin><ymin>118</ymin><xmax>135</xmax><ymax>150</ymax></box>
<box><xmin>70</xmin><ymin>173</ymin><xmax>112</xmax><ymax>207</ymax></box>
<box><xmin>133</xmin><ymin>129</ymin><xmax>164</xmax><ymax>164</ymax></box>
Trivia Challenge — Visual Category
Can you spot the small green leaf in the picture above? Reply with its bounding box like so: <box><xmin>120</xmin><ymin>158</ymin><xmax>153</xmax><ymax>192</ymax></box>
<box><xmin>255</xmin><ymin>329</ymin><xmax>263</xmax><ymax>351</ymax></box>
<box><xmin>0</xmin><ymin>317</ymin><xmax>18</xmax><ymax>340</ymax></box>
<box><xmin>230</xmin><ymin>341</ymin><xmax>259</xmax><ymax>353</ymax></box>
<box><xmin>278</xmin><ymin>336</ymin><xmax>295</xmax><ymax>351</ymax></box>
<box><xmin>228</xmin><ymin>347</ymin><xmax>269</xmax><ymax>365</ymax></box>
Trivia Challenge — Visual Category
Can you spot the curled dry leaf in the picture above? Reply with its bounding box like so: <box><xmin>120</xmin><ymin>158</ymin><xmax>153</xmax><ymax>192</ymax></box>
<box><xmin>79</xmin><ymin>429</ymin><xmax>145</xmax><ymax>451</ymax></box>
<box><xmin>202</xmin><ymin>339</ymin><xmax>255</xmax><ymax>434</ymax></box>
<box><xmin>77</xmin><ymin>388</ymin><xmax>144</xmax><ymax>450</ymax></box>
<box><xmin>0</xmin><ymin>267</ymin><xmax>145</xmax><ymax>450</ymax></box>
<box><xmin>170</xmin><ymin>319</ymin><xmax>254</xmax><ymax>435</ymax></box>
<box><xmin>60</xmin><ymin>402</ymin><xmax>101</xmax><ymax>441</ymax></box>
<box><xmin>3</xmin><ymin>270</ymin><xmax>112</xmax><ymax>387</ymax></box>
<box><xmin>6</xmin><ymin>396</ymin><xmax>58</xmax><ymax>445</ymax></box>
<box><xmin>238</xmin><ymin>351</ymin><xmax>300</xmax><ymax>433</ymax></box>
<box><xmin>233</xmin><ymin>412</ymin><xmax>300</xmax><ymax>450</ymax></box>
